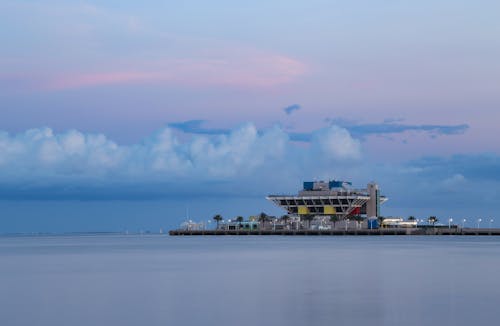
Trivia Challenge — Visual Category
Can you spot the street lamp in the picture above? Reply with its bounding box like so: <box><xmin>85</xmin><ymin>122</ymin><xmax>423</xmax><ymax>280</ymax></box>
<box><xmin>477</xmin><ymin>218</ymin><xmax>482</xmax><ymax>229</ymax></box>
<box><xmin>490</xmin><ymin>218</ymin><xmax>494</xmax><ymax>229</ymax></box>
<box><xmin>448</xmin><ymin>218</ymin><xmax>453</xmax><ymax>229</ymax></box>
<box><xmin>462</xmin><ymin>218</ymin><xmax>466</xmax><ymax>228</ymax></box>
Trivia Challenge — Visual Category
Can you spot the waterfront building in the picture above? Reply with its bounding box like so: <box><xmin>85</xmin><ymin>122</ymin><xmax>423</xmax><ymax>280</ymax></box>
<box><xmin>218</xmin><ymin>221</ymin><xmax>259</xmax><ymax>230</ymax></box>
<box><xmin>266</xmin><ymin>180</ymin><xmax>388</xmax><ymax>220</ymax></box>
<box><xmin>380</xmin><ymin>218</ymin><xmax>417</xmax><ymax>228</ymax></box>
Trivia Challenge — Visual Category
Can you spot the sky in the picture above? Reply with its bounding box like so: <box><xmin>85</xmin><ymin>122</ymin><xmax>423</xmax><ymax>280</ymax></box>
<box><xmin>1</xmin><ymin>0</ymin><xmax>500</xmax><ymax>233</ymax></box>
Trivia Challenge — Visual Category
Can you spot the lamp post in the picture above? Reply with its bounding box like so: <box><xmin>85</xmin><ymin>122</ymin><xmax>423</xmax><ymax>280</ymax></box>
<box><xmin>462</xmin><ymin>218</ymin><xmax>466</xmax><ymax>228</ymax></box>
<box><xmin>345</xmin><ymin>218</ymin><xmax>350</xmax><ymax>231</ymax></box>
<box><xmin>489</xmin><ymin>218</ymin><xmax>494</xmax><ymax>229</ymax></box>
<box><xmin>477</xmin><ymin>218</ymin><xmax>482</xmax><ymax>229</ymax></box>
<box><xmin>448</xmin><ymin>218</ymin><xmax>453</xmax><ymax>229</ymax></box>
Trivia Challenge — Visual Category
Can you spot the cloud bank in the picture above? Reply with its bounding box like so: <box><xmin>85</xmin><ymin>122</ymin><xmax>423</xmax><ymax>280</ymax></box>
<box><xmin>167</xmin><ymin>118</ymin><xmax>469</xmax><ymax>145</ymax></box>
<box><xmin>326</xmin><ymin>119</ymin><xmax>470</xmax><ymax>138</ymax></box>
<box><xmin>0</xmin><ymin>124</ymin><xmax>362</xmax><ymax>199</ymax></box>
<box><xmin>1</xmin><ymin>124</ymin><xmax>499</xmax><ymax>221</ymax></box>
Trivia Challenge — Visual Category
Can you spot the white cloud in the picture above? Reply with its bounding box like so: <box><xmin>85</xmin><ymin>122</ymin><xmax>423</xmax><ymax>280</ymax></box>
<box><xmin>186</xmin><ymin>124</ymin><xmax>288</xmax><ymax>177</ymax></box>
<box><xmin>0</xmin><ymin>124</ymin><xmax>360</xmax><ymax>197</ymax></box>
<box><xmin>0</xmin><ymin>128</ymin><xmax>127</xmax><ymax>178</ymax></box>
<box><xmin>312</xmin><ymin>125</ymin><xmax>362</xmax><ymax>161</ymax></box>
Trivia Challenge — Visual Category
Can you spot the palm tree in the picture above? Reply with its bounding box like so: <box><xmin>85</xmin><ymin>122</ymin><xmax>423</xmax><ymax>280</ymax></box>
<box><xmin>280</xmin><ymin>215</ymin><xmax>291</xmax><ymax>230</ymax></box>
<box><xmin>352</xmin><ymin>215</ymin><xmax>364</xmax><ymax>228</ymax></box>
<box><xmin>428</xmin><ymin>216</ymin><xmax>438</xmax><ymax>226</ymax></box>
<box><xmin>213</xmin><ymin>214</ymin><xmax>223</xmax><ymax>229</ymax></box>
<box><xmin>258</xmin><ymin>212</ymin><xmax>269</xmax><ymax>230</ymax></box>
<box><xmin>302</xmin><ymin>214</ymin><xmax>315</xmax><ymax>230</ymax></box>
<box><xmin>281</xmin><ymin>215</ymin><xmax>290</xmax><ymax>224</ymax></box>
<box><xmin>330</xmin><ymin>215</ymin><xmax>340</xmax><ymax>229</ymax></box>
<box><xmin>235</xmin><ymin>216</ymin><xmax>244</xmax><ymax>229</ymax></box>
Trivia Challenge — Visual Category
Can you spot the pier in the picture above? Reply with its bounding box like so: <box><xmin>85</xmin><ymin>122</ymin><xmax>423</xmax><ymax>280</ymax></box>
<box><xmin>169</xmin><ymin>228</ymin><xmax>500</xmax><ymax>236</ymax></box>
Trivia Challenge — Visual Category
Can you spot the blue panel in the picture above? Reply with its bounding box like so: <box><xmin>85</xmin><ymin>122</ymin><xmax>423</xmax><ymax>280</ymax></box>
<box><xmin>368</xmin><ymin>219</ymin><xmax>379</xmax><ymax>229</ymax></box>
<box><xmin>303</xmin><ymin>182</ymin><xmax>314</xmax><ymax>190</ymax></box>
<box><xmin>329</xmin><ymin>180</ymin><xmax>352</xmax><ymax>189</ymax></box>
<box><xmin>329</xmin><ymin>181</ymin><xmax>343</xmax><ymax>188</ymax></box>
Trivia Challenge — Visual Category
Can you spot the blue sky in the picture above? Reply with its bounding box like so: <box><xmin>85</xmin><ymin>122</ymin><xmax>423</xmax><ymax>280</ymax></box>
<box><xmin>1</xmin><ymin>0</ymin><xmax>500</xmax><ymax>232</ymax></box>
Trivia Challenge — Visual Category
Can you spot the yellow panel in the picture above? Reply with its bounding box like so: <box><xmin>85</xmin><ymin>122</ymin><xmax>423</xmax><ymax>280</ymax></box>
<box><xmin>298</xmin><ymin>206</ymin><xmax>309</xmax><ymax>215</ymax></box>
<box><xmin>324</xmin><ymin>206</ymin><xmax>336</xmax><ymax>215</ymax></box>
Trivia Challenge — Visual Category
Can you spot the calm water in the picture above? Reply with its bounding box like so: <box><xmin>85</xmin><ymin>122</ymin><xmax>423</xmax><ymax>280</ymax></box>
<box><xmin>1</xmin><ymin>235</ymin><xmax>499</xmax><ymax>326</ymax></box>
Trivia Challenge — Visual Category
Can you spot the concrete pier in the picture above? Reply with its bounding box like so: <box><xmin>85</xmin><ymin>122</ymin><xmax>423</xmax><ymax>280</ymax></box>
<box><xmin>169</xmin><ymin>228</ymin><xmax>500</xmax><ymax>236</ymax></box>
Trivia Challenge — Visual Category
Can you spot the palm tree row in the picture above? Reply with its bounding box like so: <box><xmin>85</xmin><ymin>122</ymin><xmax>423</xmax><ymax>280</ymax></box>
<box><xmin>212</xmin><ymin>213</ymin><xmax>371</xmax><ymax>230</ymax></box>
<box><xmin>210</xmin><ymin>213</ymin><xmax>298</xmax><ymax>231</ymax></box>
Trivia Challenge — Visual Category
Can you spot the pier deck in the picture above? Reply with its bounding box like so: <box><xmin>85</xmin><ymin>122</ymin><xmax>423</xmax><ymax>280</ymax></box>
<box><xmin>169</xmin><ymin>228</ymin><xmax>500</xmax><ymax>236</ymax></box>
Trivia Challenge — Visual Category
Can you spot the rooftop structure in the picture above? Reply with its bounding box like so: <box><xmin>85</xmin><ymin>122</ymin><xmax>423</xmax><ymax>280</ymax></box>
<box><xmin>266</xmin><ymin>180</ymin><xmax>388</xmax><ymax>219</ymax></box>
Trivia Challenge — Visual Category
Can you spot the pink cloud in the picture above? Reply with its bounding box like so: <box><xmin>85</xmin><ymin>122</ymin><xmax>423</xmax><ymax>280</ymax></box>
<box><xmin>45</xmin><ymin>72</ymin><xmax>162</xmax><ymax>90</ymax></box>
<box><xmin>39</xmin><ymin>51</ymin><xmax>308</xmax><ymax>91</ymax></box>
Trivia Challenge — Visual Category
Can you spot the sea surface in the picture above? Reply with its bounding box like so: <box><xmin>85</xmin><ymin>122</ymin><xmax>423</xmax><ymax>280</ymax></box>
<box><xmin>1</xmin><ymin>235</ymin><xmax>499</xmax><ymax>326</ymax></box>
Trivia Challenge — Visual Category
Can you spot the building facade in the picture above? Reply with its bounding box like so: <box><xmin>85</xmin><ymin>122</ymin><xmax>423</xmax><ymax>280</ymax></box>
<box><xmin>267</xmin><ymin>180</ymin><xmax>387</xmax><ymax>219</ymax></box>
